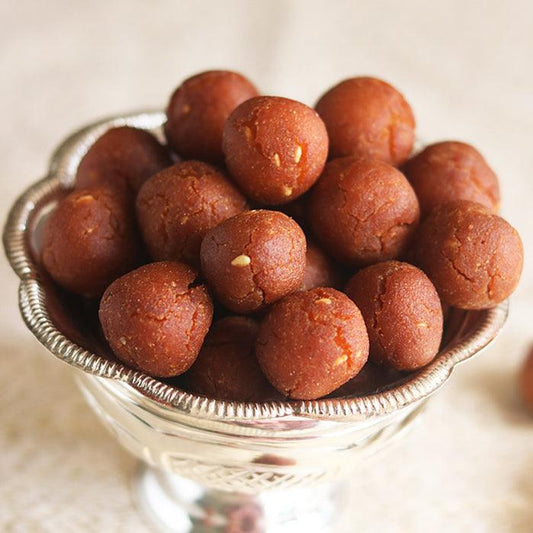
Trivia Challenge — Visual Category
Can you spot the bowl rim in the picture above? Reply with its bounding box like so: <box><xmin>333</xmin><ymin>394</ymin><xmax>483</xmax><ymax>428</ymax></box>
<box><xmin>2</xmin><ymin>109</ymin><xmax>509</xmax><ymax>422</ymax></box>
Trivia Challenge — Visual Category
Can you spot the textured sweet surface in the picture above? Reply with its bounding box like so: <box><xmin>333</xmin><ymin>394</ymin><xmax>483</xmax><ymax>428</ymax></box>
<box><xmin>75</xmin><ymin>126</ymin><xmax>171</xmax><ymax>195</ymax></box>
<box><xmin>136</xmin><ymin>160</ymin><xmax>247</xmax><ymax>265</ymax></box>
<box><xmin>165</xmin><ymin>70</ymin><xmax>259</xmax><ymax>162</ymax></box>
<box><xmin>257</xmin><ymin>288</ymin><xmax>369</xmax><ymax>399</ymax></box>
<box><xmin>99</xmin><ymin>261</ymin><xmax>213</xmax><ymax>377</ymax></box>
<box><xmin>200</xmin><ymin>210</ymin><xmax>306</xmax><ymax>312</ymax></box>
<box><xmin>315</xmin><ymin>76</ymin><xmax>415</xmax><ymax>165</ymax></box>
<box><xmin>223</xmin><ymin>96</ymin><xmax>328</xmax><ymax>204</ymax></box>
<box><xmin>41</xmin><ymin>186</ymin><xmax>141</xmax><ymax>297</ymax></box>
<box><xmin>2</xmin><ymin>2</ymin><xmax>532</xmax><ymax>531</ymax></box>
<box><xmin>414</xmin><ymin>201</ymin><xmax>523</xmax><ymax>309</ymax></box>
<box><xmin>300</xmin><ymin>242</ymin><xmax>341</xmax><ymax>291</ymax></box>
<box><xmin>184</xmin><ymin>316</ymin><xmax>277</xmax><ymax>401</ymax></box>
<box><xmin>403</xmin><ymin>141</ymin><xmax>500</xmax><ymax>217</ymax></box>
<box><xmin>345</xmin><ymin>261</ymin><xmax>443</xmax><ymax>370</ymax></box>
<box><xmin>309</xmin><ymin>157</ymin><xmax>419</xmax><ymax>265</ymax></box>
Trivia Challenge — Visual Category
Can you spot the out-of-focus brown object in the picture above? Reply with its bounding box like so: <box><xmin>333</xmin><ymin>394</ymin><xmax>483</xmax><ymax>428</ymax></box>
<box><xmin>315</xmin><ymin>76</ymin><xmax>415</xmax><ymax>166</ymax></box>
<box><xmin>300</xmin><ymin>242</ymin><xmax>341</xmax><ymax>291</ymax></box>
<box><xmin>402</xmin><ymin>141</ymin><xmax>500</xmax><ymax>217</ymax></box>
<box><xmin>519</xmin><ymin>345</ymin><xmax>533</xmax><ymax>414</ymax></box>
<box><xmin>165</xmin><ymin>70</ymin><xmax>259</xmax><ymax>163</ymax></box>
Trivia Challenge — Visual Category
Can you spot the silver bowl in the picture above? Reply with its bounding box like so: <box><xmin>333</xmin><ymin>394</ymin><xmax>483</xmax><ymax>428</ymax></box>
<box><xmin>3</xmin><ymin>111</ymin><xmax>508</xmax><ymax>533</ymax></box>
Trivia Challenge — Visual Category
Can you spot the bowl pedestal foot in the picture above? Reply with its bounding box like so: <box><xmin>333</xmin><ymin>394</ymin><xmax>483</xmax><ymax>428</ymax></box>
<box><xmin>133</xmin><ymin>463</ymin><xmax>343</xmax><ymax>533</ymax></box>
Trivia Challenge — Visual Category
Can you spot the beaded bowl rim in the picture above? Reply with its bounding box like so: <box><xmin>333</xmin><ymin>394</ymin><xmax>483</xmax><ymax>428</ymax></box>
<box><xmin>3</xmin><ymin>110</ymin><xmax>509</xmax><ymax>421</ymax></box>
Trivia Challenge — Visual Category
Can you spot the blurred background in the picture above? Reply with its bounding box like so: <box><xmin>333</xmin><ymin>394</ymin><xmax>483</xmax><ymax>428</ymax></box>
<box><xmin>1</xmin><ymin>1</ymin><xmax>531</xmax><ymax>531</ymax></box>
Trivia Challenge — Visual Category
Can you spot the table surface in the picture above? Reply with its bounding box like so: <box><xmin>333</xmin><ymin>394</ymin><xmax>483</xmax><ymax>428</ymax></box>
<box><xmin>1</xmin><ymin>1</ymin><xmax>532</xmax><ymax>531</ymax></box>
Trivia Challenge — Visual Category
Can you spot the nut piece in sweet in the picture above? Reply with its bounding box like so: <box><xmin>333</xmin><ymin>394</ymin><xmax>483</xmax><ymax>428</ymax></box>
<box><xmin>301</xmin><ymin>242</ymin><xmax>341</xmax><ymax>291</ymax></box>
<box><xmin>309</xmin><ymin>157</ymin><xmax>420</xmax><ymax>266</ymax></box>
<box><xmin>75</xmin><ymin>126</ymin><xmax>171</xmax><ymax>195</ymax></box>
<box><xmin>345</xmin><ymin>261</ymin><xmax>443</xmax><ymax>370</ymax></box>
<box><xmin>41</xmin><ymin>187</ymin><xmax>141</xmax><ymax>298</ymax></box>
<box><xmin>99</xmin><ymin>261</ymin><xmax>213</xmax><ymax>377</ymax></box>
<box><xmin>165</xmin><ymin>70</ymin><xmax>259</xmax><ymax>163</ymax></box>
<box><xmin>519</xmin><ymin>345</ymin><xmax>533</xmax><ymax>414</ymax></box>
<box><xmin>200</xmin><ymin>210</ymin><xmax>307</xmax><ymax>313</ymax></box>
<box><xmin>414</xmin><ymin>201</ymin><xmax>523</xmax><ymax>309</ymax></box>
<box><xmin>136</xmin><ymin>161</ymin><xmax>247</xmax><ymax>266</ymax></box>
<box><xmin>223</xmin><ymin>96</ymin><xmax>329</xmax><ymax>204</ymax></box>
<box><xmin>315</xmin><ymin>77</ymin><xmax>415</xmax><ymax>166</ymax></box>
<box><xmin>402</xmin><ymin>141</ymin><xmax>500</xmax><ymax>217</ymax></box>
<box><xmin>184</xmin><ymin>316</ymin><xmax>276</xmax><ymax>401</ymax></box>
<box><xmin>256</xmin><ymin>288</ymin><xmax>369</xmax><ymax>399</ymax></box>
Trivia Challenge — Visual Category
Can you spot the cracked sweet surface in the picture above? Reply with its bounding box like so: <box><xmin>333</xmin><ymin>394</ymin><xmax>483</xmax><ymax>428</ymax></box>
<box><xmin>136</xmin><ymin>161</ymin><xmax>247</xmax><ymax>266</ymax></box>
<box><xmin>519</xmin><ymin>345</ymin><xmax>533</xmax><ymax>414</ymax></box>
<box><xmin>309</xmin><ymin>157</ymin><xmax>420</xmax><ymax>266</ymax></box>
<box><xmin>300</xmin><ymin>242</ymin><xmax>341</xmax><ymax>291</ymax></box>
<box><xmin>75</xmin><ymin>126</ymin><xmax>172</xmax><ymax>195</ymax></box>
<box><xmin>414</xmin><ymin>201</ymin><xmax>523</xmax><ymax>309</ymax></box>
<box><xmin>200</xmin><ymin>210</ymin><xmax>306</xmax><ymax>313</ymax></box>
<box><xmin>345</xmin><ymin>261</ymin><xmax>443</xmax><ymax>370</ymax></box>
<box><xmin>402</xmin><ymin>141</ymin><xmax>500</xmax><ymax>217</ymax></box>
<box><xmin>41</xmin><ymin>186</ymin><xmax>141</xmax><ymax>297</ymax></box>
<box><xmin>256</xmin><ymin>287</ymin><xmax>369</xmax><ymax>399</ymax></box>
<box><xmin>165</xmin><ymin>70</ymin><xmax>258</xmax><ymax>163</ymax></box>
<box><xmin>184</xmin><ymin>316</ymin><xmax>277</xmax><ymax>401</ymax></box>
<box><xmin>222</xmin><ymin>96</ymin><xmax>328</xmax><ymax>205</ymax></box>
<box><xmin>315</xmin><ymin>77</ymin><xmax>415</xmax><ymax>166</ymax></box>
<box><xmin>99</xmin><ymin>261</ymin><xmax>213</xmax><ymax>377</ymax></box>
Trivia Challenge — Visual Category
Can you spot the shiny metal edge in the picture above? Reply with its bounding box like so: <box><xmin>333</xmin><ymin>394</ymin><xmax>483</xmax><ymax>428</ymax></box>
<box><xmin>3</xmin><ymin>110</ymin><xmax>509</xmax><ymax>422</ymax></box>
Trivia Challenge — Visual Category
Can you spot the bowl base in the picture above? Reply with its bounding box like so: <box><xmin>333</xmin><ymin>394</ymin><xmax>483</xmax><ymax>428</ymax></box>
<box><xmin>133</xmin><ymin>463</ymin><xmax>343</xmax><ymax>532</ymax></box>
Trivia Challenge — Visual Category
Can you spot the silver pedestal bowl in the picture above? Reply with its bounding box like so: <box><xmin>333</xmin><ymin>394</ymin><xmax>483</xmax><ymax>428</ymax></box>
<box><xmin>3</xmin><ymin>111</ymin><xmax>508</xmax><ymax>533</ymax></box>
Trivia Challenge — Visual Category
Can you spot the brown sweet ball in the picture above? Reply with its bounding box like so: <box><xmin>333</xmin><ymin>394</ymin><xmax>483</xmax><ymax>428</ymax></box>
<box><xmin>41</xmin><ymin>187</ymin><xmax>141</xmax><ymax>298</ymax></box>
<box><xmin>222</xmin><ymin>96</ymin><xmax>329</xmax><ymax>204</ymax></box>
<box><xmin>315</xmin><ymin>77</ymin><xmax>415</xmax><ymax>166</ymax></box>
<box><xmin>99</xmin><ymin>261</ymin><xmax>213</xmax><ymax>377</ymax></box>
<box><xmin>309</xmin><ymin>157</ymin><xmax>420</xmax><ymax>266</ymax></box>
<box><xmin>200</xmin><ymin>210</ymin><xmax>306</xmax><ymax>313</ymax></box>
<box><xmin>256</xmin><ymin>288</ymin><xmax>369</xmax><ymax>399</ymax></box>
<box><xmin>136</xmin><ymin>161</ymin><xmax>248</xmax><ymax>266</ymax></box>
<box><xmin>301</xmin><ymin>242</ymin><xmax>341</xmax><ymax>291</ymax></box>
<box><xmin>519</xmin><ymin>345</ymin><xmax>533</xmax><ymax>414</ymax></box>
<box><xmin>75</xmin><ymin>126</ymin><xmax>172</xmax><ymax>195</ymax></box>
<box><xmin>345</xmin><ymin>261</ymin><xmax>443</xmax><ymax>370</ymax></box>
<box><xmin>414</xmin><ymin>201</ymin><xmax>523</xmax><ymax>309</ymax></box>
<box><xmin>184</xmin><ymin>316</ymin><xmax>276</xmax><ymax>402</ymax></box>
<box><xmin>165</xmin><ymin>70</ymin><xmax>259</xmax><ymax>163</ymax></box>
<box><xmin>402</xmin><ymin>141</ymin><xmax>500</xmax><ymax>217</ymax></box>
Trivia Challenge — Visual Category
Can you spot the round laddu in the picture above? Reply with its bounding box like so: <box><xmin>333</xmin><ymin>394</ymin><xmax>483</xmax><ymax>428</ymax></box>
<box><xmin>200</xmin><ymin>210</ymin><xmax>306</xmax><ymax>313</ymax></box>
<box><xmin>165</xmin><ymin>70</ymin><xmax>259</xmax><ymax>163</ymax></box>
<box><xmin>184</xmin><ymin>316</ymin><xmax>276</xmax><ymax>401</ymax></box>
<box><xmin>345</xmin><ymin>261</ymin><xmax>443</xmax><ymax>370</ymax></box>
<box><xmin>75</xmin><ymin>126</ymin><xmax>172</xmax><ymax>195</ymax></box>
<box><xmin>256</xmin><ymin>288</ymin><xmax>369</xmax><ymax>399</ymax></box>
<box><xmin>414</xmin><ymin>201</ymin><xmax>523</xmax><ymax>309</ymax></box>
<box><xmin>402</xmin><ymin>141</ymin><xmax>500</xmax><ymax>217</ymax></box>
<box><xmin>41</xmin><ymin>187</ymin><xmax>141</xmax><ymax>298</ymax></box>
<box><xmin>99</xmin><ymin>261</ymin><xmax>213</xmax><ymax>377</ymax></box>
<box><xmin>519</xmin><ymin>345</ymin><xmax>533</xmax><ymax>414</ymax></box>
<box><xmin>309</xmin><ymin>157</ymin><xmax>420</xmax><ymax>266</ymax></box>
<box><xmin>136</xmin><ymin>161</ymin><xmax>248</xmax><ymax>266</ymax></box>
<box><xmin>315</xmin><ymin>77</ymin><xmax>415</xmax><ymax>166</ymax></box>
<box><xmin>301</xmin><ymin>242</ymin><xmax>341</xmax><ymax>291</ymax></box>
<box><xmin>222</xmin><ymin>96</ymin><xmax>329</xmax><ymax>204</ymax></box>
